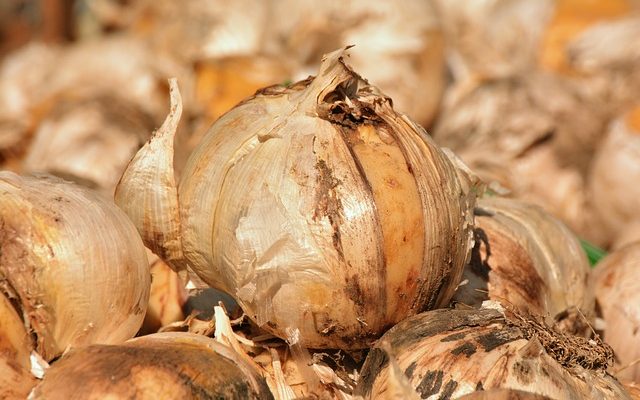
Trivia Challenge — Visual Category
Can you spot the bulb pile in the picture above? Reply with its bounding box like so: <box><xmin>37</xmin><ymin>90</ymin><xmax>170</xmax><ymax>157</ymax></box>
<box><xmin>0</xmin><ymin>1</ymin><xmax>639</xmax><ymax>398</ymax></box>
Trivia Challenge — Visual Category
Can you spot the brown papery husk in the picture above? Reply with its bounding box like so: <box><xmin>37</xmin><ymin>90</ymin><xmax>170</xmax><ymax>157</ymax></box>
<box><xmin>264</xmin><ymin>0</ymin><xmax>446</xmax><ymax>128</ymax></box>
<box><xmin>612</xmin><ymin>221</ymin><xmax>640</xmax><ymax>251</ymax></box>
<box><xmin>193</xmin><ymin>55</ymin><xmax>293</xmax><ymax>122</ymax></box>
<box><xmin>0</xmin><ymin>35</ymin><xmax>194</xmax><ymax>180</ymax></box>
<box><xmin>453</xmin><ymin>197</ymin><xmax>594</xmax><ymax>336</ymax></box>
<box><xmin>0</xmin><ymin>172</ymin><xmax>150</xmax><ymax>361</ymax></box>
<box><xmin>592</xmin><ymin>242</ymin><xmax>640</xmax><ymax>382</ymax></box>
<box><xmin>458</xmin><ymin>389</ymin><xmax>552</xmax><ymax>400</ymax></box>
<box><xmin>433</xmin><ymin>72</ymin><xmax>603</xmax><ymax>237</ymax></box>
<box><xmin>139</xmin><ymin>252</ymin><xmax>188</xmax><ymax>335</ymax></box>
<box><xmin>0</xmin><ymin>43</ymin><xmax>58</xmax><ymax>171</ymax></box>
<box><xmin>0</xmin><ymin>36</ymin><xmax>190</xmax><ymax>123</ymax></box>
<box><xmin>251</xmin><ymin>344</ymin><xmax>360</xmax><ymax>400</ymax></box>
<box><xmin>562</xmin><ymin>14</ymin><xmax>640</xmax><ymax>116</ymax></box>
<box><xmin>129</xmin><ymin>0</ymin><xmax>269</xmax><ymax>63</ymax></box>
<box><xmin>538</xmin><ymin>0</ymin><xmax>636</xmax><ymax>75</ymax></box>
<box><xmin>432</xmin><ymin>0</ymin><xmax>553</xmax><ymax>82</ymax></box>
<box><xmin>435</xmin><ymin>71</ymin><xmax>604</xmax><ymax>177</ymax></box>
<box><xmin>625</xmin><ymin>382</ymin><xmax>640</xmax><ymax>400</ymax></box>
<box><xmin>29</xmin><ymin>332</ymin><xmax>273</xmax><ymax>400</ymax></box>
<box><xmin>0</xmin><ymin>291</ymin><xmax>36</xmax><ymax>399</ymax></box>
<box><xmin>587</xmin><ymin>107</ymin><xmax>640</xmax><ymax>248</ymax></box>
<box><xmin>21</xmin><ymin>93</ymin><xmax>155</xmax><ymax>195</ymax></box>
<box><xmin>116</xmin><ymin>48</ymin><xmax>479</xmax><ymax>350</ymax></box>
<box><xmin>355</xmin><ymin>306</ymin><xmax>627</xmax><ymax>400</ymax></box>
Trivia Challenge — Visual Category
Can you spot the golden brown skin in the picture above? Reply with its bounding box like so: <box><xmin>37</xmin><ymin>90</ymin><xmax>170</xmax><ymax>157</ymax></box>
<box><xmin>356</xmin><ymin>308</ymin><xmax>625</xmax><ymax>400</ymax></box>
<box><xmin>459</xmin><ymin>389</ymin><xmax>552</xmax><ymax>400</ymax></box>
<box><xmin>31</xmin><ymin>333</ymin><xmax>273</xmax><ymax>400</ymax></box>
<box><xmin>593</xmin><ymin>243</ymin><xmax>640</xmax><ymax>382</ymax></box>
<box><xmin>117</xmin><ymin>49</ymin><xmax>478</xmax><ymax>349</ymax></box>
<box><xmin>453</xmin><ymin>197</ymin><xmax>593</xmax><ymax>335</ymax></box>
<box><xmin>0</xmin><ymin>172</ymin><xmax>150</xmax><ymax>361</ymax></box>
<box><xmin>0</xmin><ymin>291</ymin><xmax>36</xmax><ymax>399</ymax></box>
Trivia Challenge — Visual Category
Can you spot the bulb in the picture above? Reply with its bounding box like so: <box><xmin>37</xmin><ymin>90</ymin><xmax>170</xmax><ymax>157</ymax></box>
<box><xmin>434</xmin><ymin>72</ymin><xmax>604</xmax><ymax>238</ymax></box>
<box><xmin>453</xmin><ymin>197</ymin><xmax>594</xmax><ymax>335</ymax></box>
<box><xmin>0</xmin><ymin>172</ymin><xmax>150</xmax><ymax>361</ymax></box>
<box><xmin>116</xmin><ymin>48</ymin><xmax>480</xmax><ymax>349</ymax></box>
<box><xmin>265</xmin><ymin>0</ymin><xmax>445</xmax><ymax>128</ymax></box>
<box><xmin>588</xmin><ymin>107</ymin><xmax>640</xmax><ymax>248</ymax></box>
<box><xmin>592</xmin><ymin>242</ymin><xmax>640</xmax><ymax>382</ymax></box>
<box><xmin>29</xmin><ymin>332</ymin><xmax>273</xmax><ymax>399</ymax></box>
<box><xmin>356</xmin><ymin>305</ymin><xmax>628</xmax><ymax>399</ymax></box>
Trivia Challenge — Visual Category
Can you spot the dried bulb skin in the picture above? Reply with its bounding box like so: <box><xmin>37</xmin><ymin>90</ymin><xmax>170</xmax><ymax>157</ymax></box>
<box><xmin>563</xmin><ymin>15</ymin><xmax>640</xmax><ymax>112</ymax></box>
<box><xmin>541</xmin><ymin>5</ymin><xmax>640</xmax><ymax>118</ymax></box>
<box><xmin>22</xmin><ymin>94</ymin><xmax>155</xmax><ymax>195</ymax></box>
<box><xmin>30</xmin><ymin>332</ymin><xmax>274</xmax><ymax>400</ymax></box>
<box><xmin>115</xmin><ymin>79</ymin><xmax>185</xmax><ymax>271</ymax></box>
<box><xmin>432</xmin><ymin>0</ymin><xmax>553</xmax><ymax>81</ymax></box>
<box><xmin>593</xmin><ymin>242</ymin><xmax>640</xmax><ymax>382</ymax></box>
<box><xmin>458</xmin><ymin>389</ymin><xmax>552</xmax><ymax>399</ymax></box>
<box><xmin>626</xmin><ymin>382</ymin><xmax>640</xmax><ymax>400</ymax></box>
<box><xmin>566</xmin><ymin>15</ymin><xmax>640</xmax><ymax>73</ymax></box>
<box><xmin>0</xmin><ymin>291</ymin><xmax>36</xmax><ymax>399</ymax></box>
<box><xmin>539</xmin><ymin>0</ymin><xmax>635</xmax><ymax>74</ymax></box>
<box><xmin>0</xmin><ymin>172</ymin><xmax>150</xmax><ymax>361</ymax></box>
<box><xmin>181</xmin><ymin>48</ymin><xmax>476</xmax><ymax>349</ymax></box>
<box><xmin>0</xmin><ymin>43</ymin><xmax>58</xmax><ymax>171</ymax></box>
<box><xmin>435</xmin><ymin>73</ymin><xmax>603</xmax><ymax>175</ymax></box>
<box><xmin>128</xmin><ymin>0</ymin><xmax>269</xmax><ymax>62</ymax></box>
<box><xmin>265</xmin><ymin>0</ymin><xmax>446</xmax><ymax>127</ymax></box>
<box><xmin>193</xmin><ymin>55</ymin><xmax>293</xmax><ymax>124</ymax></box>
<box><xmin>0</xmin><ymin>42</ymin><xmax>59</xmax><ymax>119</ymax></box>
<box><xmin>356</xmin><ymin>307</ymin><xmax>628</xmax><ymax>400</ymax></box>
<box><xmin>139</xmin><ymin>253</ymin><xmax>187</xmax><ymax>335</ymax></box>
<box><xmin>433</xmin><ymin>73</ymin><xmax>603</xmax><ymax>237</ymax></box>
<box><xmin>453</xmin><ymin>197</ymin><xmax>594</xmax><ymax>335</ymax></box>
<box><xmin>613</xmin><ymin>221</ymin><xmax>640</xmax><ymax>251</ymax></box>
<box><xmin>588</xmin><ymin>109</ymin><xmax>640</xmax><ymax>248</ymax></box>
<box><xmin>118</xmin><ymin>48</ymin><xmax>478</xmax><ymax>349</ymax></box>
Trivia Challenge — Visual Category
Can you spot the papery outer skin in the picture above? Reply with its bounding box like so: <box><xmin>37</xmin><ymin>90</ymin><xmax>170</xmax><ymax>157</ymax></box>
<box><xmin>22</xmin><ymin>95</ymin><xmax>154</xmax><ymax>195</ymax></box>
<box><xmin>178</xmin><ymin>48</ymin><xmax>477</xmax><ymax>349</ymax></box>
<box><xmin>356</xmin><ymin>308</ymin><xmax>630</xmax><ymax>400</ymax></box>
<box><xmin>139</xmin><ymin>253</ymin><xmax>187</xmax><ymax>334</ymax></box>
<box><xmin>264</xmin><ymin>0</ymin><xmax>446</xmax><ymax>127</ymax></box>
<box><xmin>433</xmin><ymin>72</ymin><xmax>603</xmax><ymax>240</ymax></box>
<box><xmin>126</xmin><ymin>0</ymin><xmax>269</xmax><ymax>62</ymax></box>
<box><xmin>118</xmin><ymin>48</ymin><xmax>478</xmax><ymax>349</ymax></box>
<box><xmin>588</xmin><ymin>113</ymin><xmax>640</xmax><ymax>248</ymax></box>
<box><xmin>539</xmin><ymin>0</ymin><xmax>635</xmax><ymax>74</ymax></box>
<box><xmin>0</xmin><ymin>37</ymin><xmax>191</xmax><ymax>123</ymax></box>
<box><xmin>0</xmin><ymin>291</ymin><xmax>36</xmax><ymax>399</ymax></box>
<box><xmin>625</xmin><ymin>382</ymin><xmax>640</xmax><ymax>400</ymax></box>
<box><xmin>564</xmin><ymin>15</ymin><xmax>640</xmax><ymax>110</ymax></box>
<box><xmin>593</xmin><ymin>242</ymin><xmax>640</xmax><ymax>382</ymax></box>
<box><xmin>193</xmin><ymin>56</ymin><xmax>293</xmax><ymax>124</ymax></box>
<box><xmin>30</xmin><ymin>332</ymin><xmax>273</xmax><ymax>400</ymax></box>
<box><xmin>453</xmin><ymin>197</ymin><xmax>593</xmax><ymax>334</ymax></box>
<box><xmin>0</xmin><ymin>172</ymin><xmax>150</xmax><ymax>361</ymax></box>
<box><xmin>432</xmin><ymin>0</ymin><xmax>553</xmax><ymax>82</ymax></box>
<box><xmin>566</xmin><ymin>16</ymin><xmax>640</xmax><ymax>73</ymax></box>
<box><xmin>542</xmin><ymin>10</ymin><xmax>640</xmax><ymax>145</ymax></box>
<box><xmin>35</xmin><ymin>36</ymin><xmax>192</xmax><ymax>120</ymax></box>
<box><xmin>0</xmin><ymin>42</ymin><xmax>59</xmax><ymax>118</ymax></box>
<box><xmin>115</xmin><ymin>78</ymin><xmax>185</xmax><ymax>271</ymax></box>
<box><xmin>613</xmin><ymin>221</ymin><xmax>640</xmax><ymax>250</ymax></box>
<box><xmin>458</xmin><ymin>389</ymin><xmax>552</xmax><ymax>399</ymax></box>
